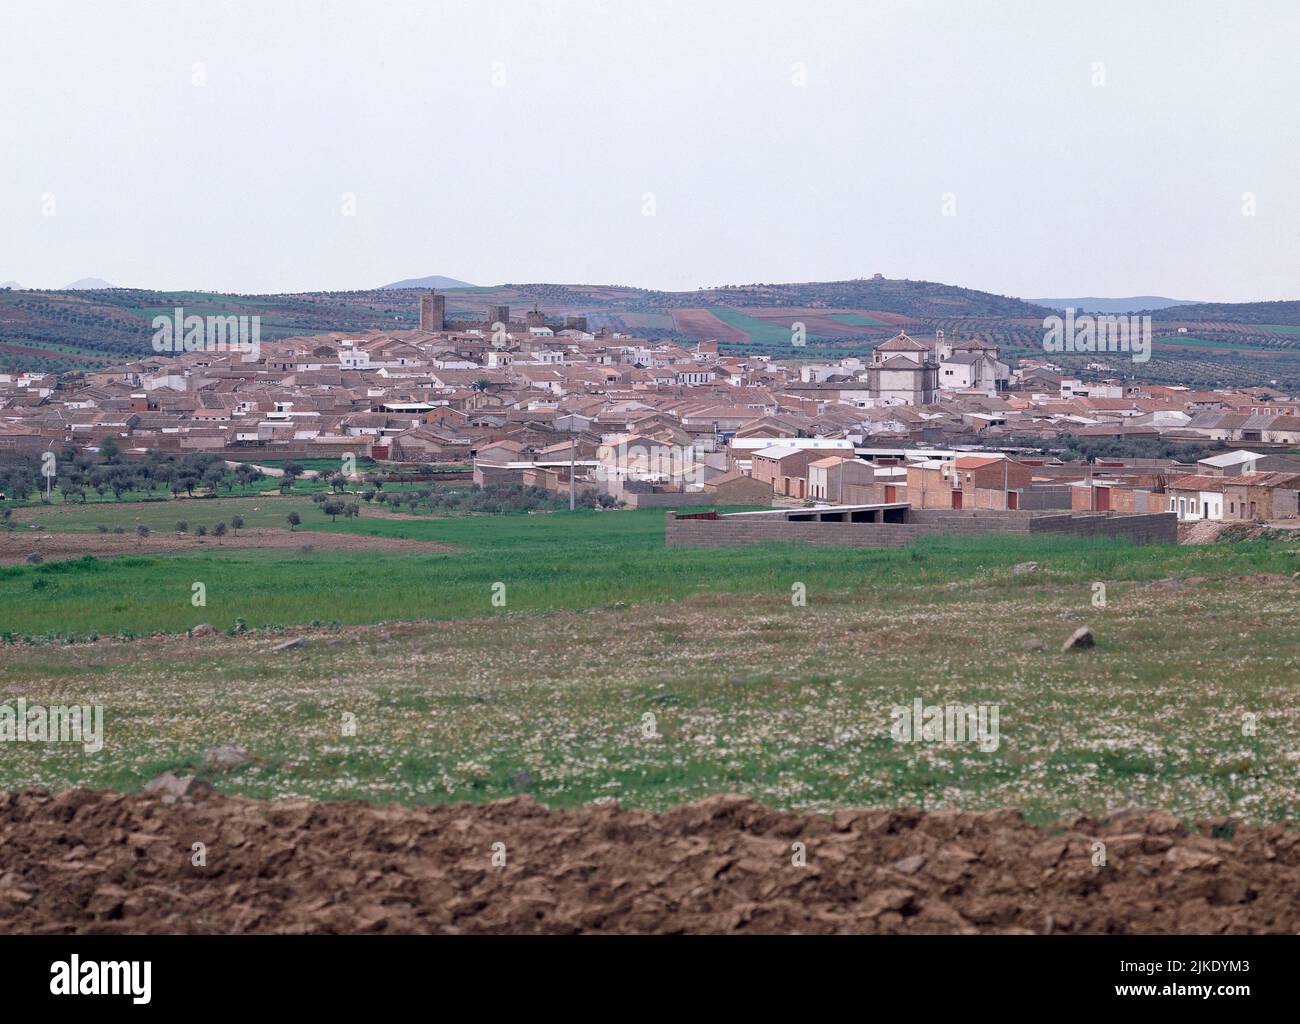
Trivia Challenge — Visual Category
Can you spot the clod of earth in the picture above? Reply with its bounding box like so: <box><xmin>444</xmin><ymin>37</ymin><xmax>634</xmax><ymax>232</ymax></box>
<box><xmin>1062</xmin><ymin>626</ymin><xmax>1095</xmax><ymax>651</ymax></box>
<box><xmin>1</xmin><ymin>790</ymin><xmax>1296</xmax><ymax>934</ymax></box>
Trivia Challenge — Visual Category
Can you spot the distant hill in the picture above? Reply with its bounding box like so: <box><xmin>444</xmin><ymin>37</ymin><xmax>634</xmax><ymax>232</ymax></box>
<box><xmin>65</xmin><ymin>278</ymin><xmax>115</xmax><ymax>290</ymax></box>
<box><xmin>3</xmin><ymin>278</ymin><xmax>1299</xmax><ymax>377</ymax></box>
<box><xmin>1148</xmin><ymin>299</ymin><xmax>1300</xmax><ymax>324</ymax></box>
<box><xmin>1031</xmin><ymin>296</ymin><xmax>1201</xmax><ymax>314</ymax></box>
<box><xmin>382</xmin><ymin>275</ymin><xmax>477</xmax><ymax>290</ymax></box>
<box><xmin>0</xmin><ymin>281</ymin><xmax>20</xmax><ymax>289</ymax></box>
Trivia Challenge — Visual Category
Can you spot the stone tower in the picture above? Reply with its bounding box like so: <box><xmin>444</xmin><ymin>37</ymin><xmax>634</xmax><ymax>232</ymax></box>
<box><xmin>419</xmin><ymin>290</ymin><xmax>445</xmax><ymax>331</ymax></box>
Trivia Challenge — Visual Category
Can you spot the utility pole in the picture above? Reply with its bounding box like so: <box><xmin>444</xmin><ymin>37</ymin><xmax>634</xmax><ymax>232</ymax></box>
<box><xmin>569</xmin><ymin>436</ymin><xmax>576</xmax><ymax>511</ymax></box>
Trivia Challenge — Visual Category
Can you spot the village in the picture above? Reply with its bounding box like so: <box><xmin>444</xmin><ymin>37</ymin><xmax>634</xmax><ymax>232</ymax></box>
<box><xmin>2</xmin><ymin>289</ymin><xmax>1298</xmax><ymax>535</ymax></box>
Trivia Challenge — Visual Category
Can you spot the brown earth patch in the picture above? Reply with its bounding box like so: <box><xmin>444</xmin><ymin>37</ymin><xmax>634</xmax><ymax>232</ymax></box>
<box><xmin>0</xmin><ymin>528</ymin><xmax>452</xmax><ymax>564</ymax></box>
<box><xmin>1</xmin><ymin>789</ymin><xmax>1295</xmax><ymax>934</ymax></box>
<box><xmin>670</xmin><ymin>308</ymin><xmax>748</xmax><ymax>343</ymax></box>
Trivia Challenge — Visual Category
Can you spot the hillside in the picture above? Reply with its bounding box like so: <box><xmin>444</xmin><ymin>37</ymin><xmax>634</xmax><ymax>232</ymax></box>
<box><xmin>4</xmin><ymin>279</ymin><xmax>1300</xmax><ymax>381</ymax></box>
<box><xmin>1032</xmin><ymin>296</ymin><xmax>1200</xmax><ymax>313</ymax></box>
<box><xmin>381</xmin><ymin>274</ymin><xmax>477</xmax><ymax>290</ymax></box>
<box><xmin>1149</xmin><ymin>299</ymin><xmax>1300</xmax><ymax>324</ymax></box>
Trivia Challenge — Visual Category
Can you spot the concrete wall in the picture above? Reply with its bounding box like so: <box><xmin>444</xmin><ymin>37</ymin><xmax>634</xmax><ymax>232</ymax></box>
<box><xmin>667</xmin><ymin>517</ymin><xmax>931</xmax><ymax>548</ymax></box>
<box><xmin>1018</xmin><ymin>486</ymin><xmax>1073</xmax><ymax>510</ymax></box>
<box><xmin>1026</xmin><ymin>511</ymin><xmax>1178</xmax><ymax>544</ymax></box>
<box><xmin>666</xmin><ymin>508</ymin><xmax>1178</xmax><ymax>548</ymax></box>
<box><xmin>624</xmin><ymin>490</ymin><xmax>716</xmax><ymax>509</ymax></box>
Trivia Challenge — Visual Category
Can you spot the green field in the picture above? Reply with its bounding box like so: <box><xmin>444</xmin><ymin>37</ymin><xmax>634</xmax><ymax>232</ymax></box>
<box><xmin>5</xmin><ymin>506</ymin><xmax>1298</xmax><ymax>639</ymax></box>
<box><xmin>8</xmin><ymin>494</ymin><xmax>326</xmax><ymax>533</ymax></box>
<box><xmin>826</xmin><ymin>312</ymin><xmax>890</xmax><ymax>328</ymax></box>
<box><xmin>708</xmin><ymin>307</ymin><xmax>802</xmax><ymax>346</ymax></box>
<box><xmin>2</xmin><ymin>510</ymin><xmax>1298</xmax><ymax>823</ymax></box>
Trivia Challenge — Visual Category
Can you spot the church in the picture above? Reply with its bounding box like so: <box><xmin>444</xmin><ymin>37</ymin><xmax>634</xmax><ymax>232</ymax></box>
<box><xmin>867</xmin><ymin>330</ymin><xmax>1009</xmax><ymax>404</ymax></box>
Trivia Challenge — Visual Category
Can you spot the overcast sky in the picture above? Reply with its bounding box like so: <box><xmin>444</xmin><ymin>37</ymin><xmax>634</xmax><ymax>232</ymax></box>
<box><xmin>1</xmin><ymin>0</ymin><xmax>1296</xmax><ymax>300</ymax></box>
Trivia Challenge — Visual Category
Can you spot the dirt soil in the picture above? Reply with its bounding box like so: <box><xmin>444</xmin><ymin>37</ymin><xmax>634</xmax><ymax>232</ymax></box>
<box><xmin>0</xmin><ymin>528</ymin><xmax>452</xmax><ymax>564</ymax></box>
<box><xmin>1179</xmin><ymin>519</ymin><xmax>1298</xmax><ymax>544</ymax></box>
<box><xmin>2</xmin><ymin>789</ymin><xmax>1297</xmax><ymax>934</ymax></box>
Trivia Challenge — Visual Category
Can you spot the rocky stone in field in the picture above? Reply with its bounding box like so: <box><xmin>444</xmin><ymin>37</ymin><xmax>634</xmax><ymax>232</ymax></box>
<box><xmin>271</xmin><ymin>638</ymin><xmax>304</xmax><ymax>652</ymax></box>
<box><xmin>1022</xmin><ymin>638</ymin><xmax>1045</xmax><ymax>652</ymax></box>
<box><xmin>1061</xmin><ymin>626</ymin><xmax>1095</xmax><ymax>652</ymax></box>
<box><xmin>189</xmin><ymin>624</ymin><xmax>215</xmax><ymax>638</ymax></box>
<box><xmin>203</xmin><ymin>745</ymin><xmax>251</xmax><ymax>771</ymax></box>
<box><xmin>1011</xmin><ymin>561</ymin><xmax>1040</xmax><ymax>575</ymax></box>
<box><xmin>141</xmin><ymin>770</ymin><xmax>208</xmax><ymax>804</ymax></box>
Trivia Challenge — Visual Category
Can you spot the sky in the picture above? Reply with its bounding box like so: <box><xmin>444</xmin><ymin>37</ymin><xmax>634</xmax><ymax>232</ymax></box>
<box><xmin>1</xmin><ymin>0</ymin><xmax>1297</xmax><ymax>301</ymax></box>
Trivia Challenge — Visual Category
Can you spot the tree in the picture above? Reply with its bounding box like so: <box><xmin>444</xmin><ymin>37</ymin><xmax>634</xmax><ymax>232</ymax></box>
<box><xmin>98</xmin><ymin>435</ymin><xmax>120</xmax><ymax>463</ymax></box>
<box><xmin>281</xmin><ymin>463</ymin><xmax>304</xmax><ymax>486</ymax></box>
<box><xmin>135</xmin><ymin>525</ymin><xmax>150</xmax><ymax>545</ymax></box>
<box><xmin>108</xmin><ymin>469</ymin><xmax>133</xmax><ymax>501</ymax></box>
<box><xmin>212</xmin><ymin>522</ymin><xmax>227</xmax><ymax>542</ymax></box>
<box><xmin>322</xmin><ymin>500</ymin><xmax>343</xmax><ymax>522</ymax></box>
<box><xmin>230</xmin><ymin>515</ymin><xmax>244</xmax><ymax>534</ymax></box>
<box><xmin>287</xmin><ymin>511</ymin><xmax>300</xmax><ymax>531</ymax></box>
<box><xmin>175</xmin><ymin>520</ymin><xmax>188</xmax><ymax>536</ymax></box>
<box><xmin>202</xmin><ymin>464</ymin><xmax>225</xmax><ymax>495</ymax></box>
<box><xmin>195</xmin><ymin>524</ymin><xmax>207</xmax><ymax>537</ymax></box>
<box><xmin>235</xmin><ymin>464</ymin><xmax>262</xmax><ymax>491</ymax></box>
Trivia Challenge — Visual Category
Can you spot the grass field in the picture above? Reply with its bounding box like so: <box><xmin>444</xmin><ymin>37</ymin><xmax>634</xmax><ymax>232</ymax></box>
<box><xmin>4</xmin><ymin>505</ymin><xmax>1299</xmax><ymax>639</ymax></box>
<box><xmin>1</xmin><ymin>515</ymin><xmax>1298</xmax><ymax>823</ymax></box>
<box><xmin>8</xmin><ymin>494</ymin><xmax>326</xmax><ymax>533</ymax></box>
<box><xmin>4</xmin><ymin>508</ymin><xmax>1300</xmax><ymax>824</ymax></box>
